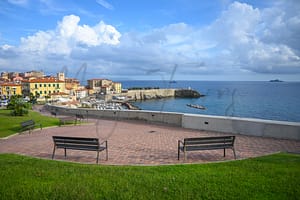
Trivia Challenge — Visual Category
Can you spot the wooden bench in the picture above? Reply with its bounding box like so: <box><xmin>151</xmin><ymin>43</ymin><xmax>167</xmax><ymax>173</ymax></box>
<box><xmin>50</xmin><ymin>111</ymin><xmax>57</xmax><ymax>117</ymax></box>
<box><xmin>20</xmin><ymin>120</ymin><xmax>42</xmax><ymax>133</ymax></box>
<box><xmin>52</xmin><ymin>136</ymin><xmax>108</xmax><ymax>164</ymax></box>
<box><xmin>178</xmin><ymin>136</ymin><xmax>236</xmax><ymax>160</ymax></box>
<box><xmin>58</xmin><ymin>116</ymin><xmax>77</xmax><ymax>126</ymax></box>
<box><xmin>75</xmin><ymin>114</ymin><xmax>85</xmax><ymax>123</ymax></box>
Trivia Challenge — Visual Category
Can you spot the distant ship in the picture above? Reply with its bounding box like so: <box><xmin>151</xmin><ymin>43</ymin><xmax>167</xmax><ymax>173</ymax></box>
<box><xmin>186</xmin><ymin>104</ymin><xmax>206</xmax><ymax>110</ymax></box>
<box><xmin>269</xmin><ymin>79</ymin><xmax>283</xmax><ymax>82</ymax></box>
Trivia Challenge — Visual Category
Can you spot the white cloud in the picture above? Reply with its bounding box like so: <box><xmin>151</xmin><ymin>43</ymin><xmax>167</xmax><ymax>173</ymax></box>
<box><xmin>96</xmin><ymin>0</ymin><xmax>114</xmax><ymax>10</ymax></box>
<box><xmin>1</xmin><ymin>1</ymin><xmax>300</xmax><ymax>80</ymax></box>
<box><xmin>18</xmin><ymin>14</ymin><xmax>121</xmax><ymax>56</ymax></box>
<box><xmin>7</xmin><ymin>0</ymin><xmax>28</xmax><ymax>6</ymax></box>
<box><xmin>198</xmin><ymin>1</ymin><xmax>300</xmax><ymax>74</ymax></box>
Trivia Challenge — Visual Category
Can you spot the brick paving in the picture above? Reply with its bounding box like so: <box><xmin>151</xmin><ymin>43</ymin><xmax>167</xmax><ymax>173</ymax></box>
<box><xmin>1</xmin><ymin>118</ymin><xmax>300</xmax><ymax>165</ymax></box>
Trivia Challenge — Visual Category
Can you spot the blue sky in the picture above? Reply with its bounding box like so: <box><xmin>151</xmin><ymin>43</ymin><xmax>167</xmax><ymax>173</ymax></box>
<box><xmin>0</xmin><ymin>0</ymin><xmax>300</xmax><ymax>81</ymax></box>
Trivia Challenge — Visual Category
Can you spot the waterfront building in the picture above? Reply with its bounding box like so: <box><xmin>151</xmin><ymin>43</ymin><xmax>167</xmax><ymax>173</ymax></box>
<box><xmin>88</xmin><ymin>79</ymin><xmax>112</xmax><ymax>91</ymax></box>
<box><xmin>87</xmin><ymin>78</ymin><xmax>122</xmax><ymax>94</ymax></box>
<box><xmin>0</xmin><ymin>82</ymin><xmax>22</xmax><ymax>99</ymax></box>
<box><xmin>22</xmin><ymin>77</ymin><xmax>65</xmax><ymax>99</ymax></box>
<box><xmin>65</xmin><ymin>78</ymin><xmax>80</xmax><ymax>89</ymax></box>
<box><xmin>1</xmin><ymin>72</ymin><xmax>9</xmax><ymax>80</ymax></box>
<box><xmin>12</xmin><ymin>76</ymin><xmax>23</xmax><ymax>83</ymax></box>
<box><xmin>24</xmin><ymin>71</ymin><xmax>44</xmax><ymax>78</ymax></box>
<box><xmin>57</xmin><ymin>72</ymin><xmax>65</xmax><ymax>81</ymax></box>
<box><xmin>75</xmin><ymin>88</ymin><xmax>88</xmax><ymax>99</ymax></box>
<box><xmin>113</xmin><ymin>82</ymin><xmax>122</xmax><ymax>94</ymax></box>
<box><xmin>49</xmin><ymin>92</ymin><xmax>72</xmax><ymax>103</ymax></box>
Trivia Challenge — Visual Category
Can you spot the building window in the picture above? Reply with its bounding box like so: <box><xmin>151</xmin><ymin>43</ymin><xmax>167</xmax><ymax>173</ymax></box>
<box><xmin>53</xmin><ymin>84</ymin><xmax>55</xmax><ymax>87</ymax></box>
<box><xmin>40</xmin><ymin>84</ymin><xmax>42</xmax><ymax>87</ymax></box>
<box><xmin>40</xmin><ymin>91</ymin><xmax>42</xmax><ymax>94</ymax></box>
<box><xmin>35</xmin><ymin>84</ymin><xmax>37</xmax><ymax>89</ymax></box>
<box><xmin>48</xmin><ymin>84</ymin><xmax>51</xmax><ymax>87</ymax></box>
<box><xmin>44</xmin><ymin>84</ymin><xmax>46</xmax><ymax>87</ymax></box>
<box><xmin>57</xmin><ymin>84</ymin><xmax>59</xmax><ymax>88</ymax></box>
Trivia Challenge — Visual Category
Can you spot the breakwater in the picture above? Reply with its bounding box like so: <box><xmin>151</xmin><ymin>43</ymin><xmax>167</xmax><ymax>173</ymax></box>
<box><xmin>111</xmin><ymin>88</ymin><xmax>202</xmax><ymax>101</ymax></box>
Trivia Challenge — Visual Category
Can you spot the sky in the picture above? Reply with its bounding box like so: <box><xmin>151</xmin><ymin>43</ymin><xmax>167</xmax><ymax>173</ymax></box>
<box><xmin>0</xmin><ymin>0</ymin><xmax>300</xmax><ymax>81</ymax></box>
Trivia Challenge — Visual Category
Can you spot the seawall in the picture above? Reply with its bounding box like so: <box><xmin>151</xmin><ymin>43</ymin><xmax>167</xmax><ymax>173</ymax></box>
<box><xmin>108</xmin><ymin>88</ymin><xmax>202</xmax><ymax>101</ymax></box>
<box><xmin>46</xmin><ymin>105</ymin><xmax>300</xmax><ymax>141</ymax></box>
<box><xmin>126</xmin><ymin>89</ymin><xmax>176</xmax><ymax>100</ymax></box>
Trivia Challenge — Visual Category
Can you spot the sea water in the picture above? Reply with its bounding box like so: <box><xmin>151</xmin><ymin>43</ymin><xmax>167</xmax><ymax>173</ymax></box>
<box><xmin>120</xmin><ymin>81</ymin><xmax>300</xmax><ymax>122</ymax></box>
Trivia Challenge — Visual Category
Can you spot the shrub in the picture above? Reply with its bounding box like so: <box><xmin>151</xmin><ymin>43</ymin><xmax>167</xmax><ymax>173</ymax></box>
<box><xmin>7</xmin><ymin>95</ymin><xmax>30</xmax><ymax>116</ymax></box>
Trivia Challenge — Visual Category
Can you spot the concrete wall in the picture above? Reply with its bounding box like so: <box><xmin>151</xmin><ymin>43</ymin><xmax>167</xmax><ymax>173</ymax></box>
<box><xmin>182</xmin><ymin>114</ymin><xmax>300</xmax><ymax>140</ymax></box>
<box><xmin>46</xmin><ymin>105</ymin><xmax>300</xmax><ymax>140</ymax></box>
<box><xmin>46</xmin><ymin>105</ymin><xmax>182</xmax><ymax>126</ymax></box>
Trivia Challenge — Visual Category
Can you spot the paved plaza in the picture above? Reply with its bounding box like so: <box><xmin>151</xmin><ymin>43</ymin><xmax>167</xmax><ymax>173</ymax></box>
<box><xmin>1</xmin><ymin>116</ymin><xmax>300</xmax><ymax>165</ymax></box>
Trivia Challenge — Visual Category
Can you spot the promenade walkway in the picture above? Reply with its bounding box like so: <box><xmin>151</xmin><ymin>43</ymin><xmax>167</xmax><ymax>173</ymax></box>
<box><xmin>1</xmin><ymin>117</ymin><xmax>299</xmax><ymax>165</ymax></box>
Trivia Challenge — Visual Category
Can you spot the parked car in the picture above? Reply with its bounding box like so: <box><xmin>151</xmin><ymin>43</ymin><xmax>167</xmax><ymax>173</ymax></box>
<box><xmin>0</xmin><ymin>100</ymin><xmax>8</xmax><ymax>107</ymax></box>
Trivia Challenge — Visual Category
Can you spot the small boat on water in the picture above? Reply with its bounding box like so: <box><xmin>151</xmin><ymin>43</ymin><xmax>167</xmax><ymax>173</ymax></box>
<box><xmin>186</xmin><ymin>104</ymin><xmax>206</xmax><ymax>110</ymax></box>
<box><xmin>269</xmin><ymin>79</ymin><xmax>283</xmax><ymax>82</ymax></box>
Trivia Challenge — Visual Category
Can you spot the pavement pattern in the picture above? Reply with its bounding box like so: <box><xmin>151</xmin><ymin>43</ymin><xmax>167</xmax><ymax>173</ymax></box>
<box><xmin>1</xmin><ymin>117</ymin><xmax>300</xmax><ymax>165</ymax></box>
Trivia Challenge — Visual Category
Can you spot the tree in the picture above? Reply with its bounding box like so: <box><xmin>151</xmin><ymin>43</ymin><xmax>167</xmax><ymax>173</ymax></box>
<box><xmin>7</xmin><ymin>95</ymin><xmax>29</xmax><ymax>116</ymax></box>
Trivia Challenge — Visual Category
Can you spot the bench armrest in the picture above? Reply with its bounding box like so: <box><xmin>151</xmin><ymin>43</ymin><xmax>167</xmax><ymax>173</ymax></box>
<box><xmin>100</xmin><ymin>140</ymin><xmax>108</xmax><ymax>147</ymax></box>
<box><xmin>178</xmin><ymin>140</ymin><xmax>184</xmax><ymax>148</ymax></box>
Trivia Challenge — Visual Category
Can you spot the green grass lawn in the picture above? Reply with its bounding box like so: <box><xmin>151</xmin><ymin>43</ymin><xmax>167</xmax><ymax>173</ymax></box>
<box><xmin>0</xmin><ymin>153</ymin><xmax>299</xmax><ymax>200</ymax></box>
<box><xmin>0</xmin><ymin>109</ymin><xmax>59</xmax><ymax>138</ymax></box>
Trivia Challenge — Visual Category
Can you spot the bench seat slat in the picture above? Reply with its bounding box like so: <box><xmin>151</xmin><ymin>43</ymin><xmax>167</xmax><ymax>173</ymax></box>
<box><xmin>184</xmin><ymin>139</ymin><xmax>234</xmax><ymax>145</ymax></box>
<box><xmin>184</xmin><ymin>136</ymin><xmax>233</xmax><ymax>140</ymax></box>
<box><xmin>53</xmin><ymin>139</ymin><xmax>99</xmax><ymax>145</ymax></box>
<box><xmin>53</xmin><ymin>136</ymin><xmax>98</xmax><ymax>141</ymax></box>
<box><xmin>56</xmin><ymin>144</ymin><xmax>105</xmax><ymax>151</ymax></box>
<box><xmin>180</xmin><ymin>144</ymin><xmax>234</xmax><ymax>151</ymax></box>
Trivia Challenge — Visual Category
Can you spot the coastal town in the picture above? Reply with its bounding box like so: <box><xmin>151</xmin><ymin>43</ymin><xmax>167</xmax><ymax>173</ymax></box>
<box><xmin>0</xmin><ymin>70</ymin><xmax>128</xmax><ymax>109</ymax></box>
<box><xmin>0</xmin><ymin>70</ymin><xmax>201</xmax><ymax>109</ymax></box>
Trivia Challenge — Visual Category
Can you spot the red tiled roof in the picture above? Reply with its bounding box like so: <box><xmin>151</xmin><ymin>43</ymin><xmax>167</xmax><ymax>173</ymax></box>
<box><xmin>0</xmin><ymin>82</ymin><xmax>21</xmax><ymax>86</ymax></box>
<box><xmin>22</xmin><ymin>78</ymin><xmax>64</xmax><ymax>83</ymax></box>
<box><xmin>50</xmin><ymin>92</ymin><xmax>69</xmax><ymax>96</ymax></box>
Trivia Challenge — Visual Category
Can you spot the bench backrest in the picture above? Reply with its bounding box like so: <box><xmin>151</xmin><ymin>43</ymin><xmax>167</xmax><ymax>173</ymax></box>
<box><xmin>76</xmin><ymin>114</ymin><xmax>84</xmax><ymax>119</ymax></box>
<box><xmin>21</xmin><ymin>120</ymin><xmax>35</xmax><ymax>127</ymax></box>
<box><xmin>184</xmin><ymin>136</ymin><xmax>235</xmax><ymax>147</ymax></box>
<box><xmin>52</xmin><ymin>136</ymin><xmax>99</xmax><ymax>150</ymax></box>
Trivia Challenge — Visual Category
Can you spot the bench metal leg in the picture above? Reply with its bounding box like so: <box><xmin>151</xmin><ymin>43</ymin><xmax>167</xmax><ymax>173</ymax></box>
<box><xmin>52</xmin><ymin>146</ymin><xmax>56</xmax><ymax>159</ymax></box>
<box><xmin>232</xmin><ymin>148</ymin><xmax>237</xmax><ymax>159</ymax></box>
<box><xmin>177</xmin><ymin>141</ymin><xmax>180</xmax><ymax>160</ymax></box>
<box><xmin>224</xmin><ymin>148</ymin><xmax>226</xmax><ymax>157</ymax></box>
<box><xmin>64</xmin><ymin>148</ymin><xmax>67</xmax><ymax>158</ymax></box>
<box><xmin>96</xmin><ymin>151</ymin><xmax>99</xmax><ymax>164</ymax></box>
<box><xmin>105</xmin><ymin>146</ymin><xmax>108</xmax><ymax>161</ymax></box>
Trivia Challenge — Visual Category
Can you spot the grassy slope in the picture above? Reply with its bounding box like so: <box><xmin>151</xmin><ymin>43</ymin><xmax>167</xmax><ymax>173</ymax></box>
<box><xmin>0</xmin><ymin>153</ymin><xmax>299</xmax><ymax>200</ymax></box>
<box><xmin>0</xmin><ymin>109</ymin><xmax>59</xmax><ymax>138</ymax></box>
